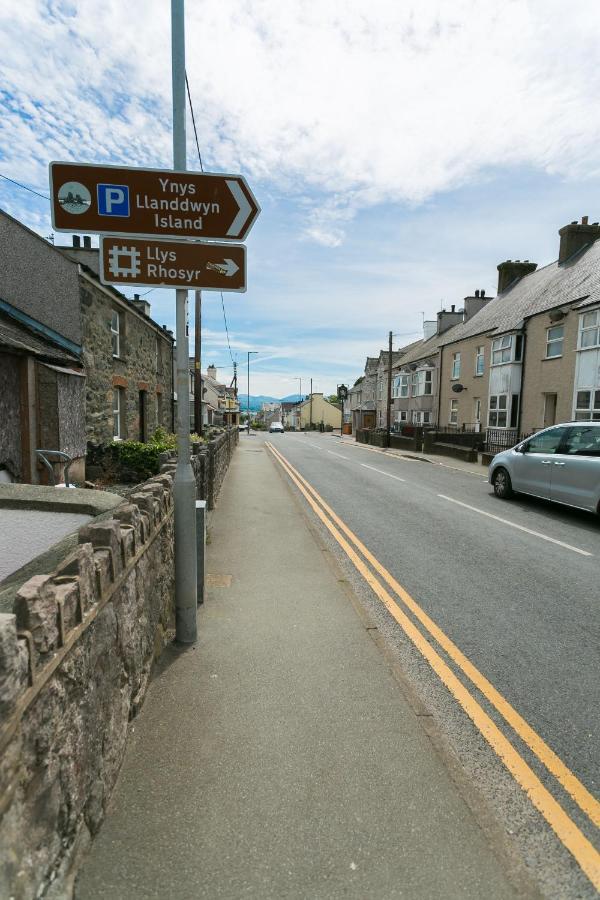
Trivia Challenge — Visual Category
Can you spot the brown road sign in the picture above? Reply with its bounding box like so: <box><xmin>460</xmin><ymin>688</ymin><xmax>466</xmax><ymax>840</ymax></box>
<box><xmin>99</xmin><ymin>237</ymin><xmax>246</xmax><ymax>292</ymax></box>
<box><xmin>49</xmin><ymin>161</ymin><xmax>260</xmax><ymax>241</ymax></box>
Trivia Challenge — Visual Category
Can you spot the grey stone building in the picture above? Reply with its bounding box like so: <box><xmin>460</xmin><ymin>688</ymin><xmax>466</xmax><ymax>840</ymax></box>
<box><xmin>0</xmin><ymin>211</ymin><xmax>86</xmax><ymax>483</ymax></box>
<box><xmin>59</xmin><ymin>237</ymin><xmax>174</xmax><ymax>447</ymax></box>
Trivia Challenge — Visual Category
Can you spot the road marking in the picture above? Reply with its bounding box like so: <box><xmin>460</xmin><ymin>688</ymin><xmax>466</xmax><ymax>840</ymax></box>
<box><xmin>266</xmin><ymin>441</ymin><xmax>600</xmax><ymax>889</ymax></box>
<box><xmin>438</xmin><ymin>495</ymin><xmax>593</xmax><ymax>558</ymax></box>
<box><xmin>327</xmin><ymin>450</ymin><xmax>349</xmax><ymax>460</ymax></box>
<box><xmin>360</xmin><ymin>463</ymin><xmax>406</xmax><ymax>482</ymax></box>
<box><xmin>337</xmin><ymin>439</ymin><xmax>488</xmax><ymax>479</ymax></box>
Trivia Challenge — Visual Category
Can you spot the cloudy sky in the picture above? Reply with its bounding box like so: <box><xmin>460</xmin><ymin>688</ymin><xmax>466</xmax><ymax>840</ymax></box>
<box><xmin>2</xmin><ymin>0</ymin><xmax>600</xmax><ymax>398</ymax></box>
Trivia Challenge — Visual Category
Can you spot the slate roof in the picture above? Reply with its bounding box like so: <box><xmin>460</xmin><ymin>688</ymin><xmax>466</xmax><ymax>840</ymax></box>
<box><xmin>440</xmin><ymin>239</ymin><xmax>600</xmax><ymax>347</ymax></box>
<box><xmin>0</xmin><ymin>311</ymin><xmax>81</xmax><ymax>367</ymax></box>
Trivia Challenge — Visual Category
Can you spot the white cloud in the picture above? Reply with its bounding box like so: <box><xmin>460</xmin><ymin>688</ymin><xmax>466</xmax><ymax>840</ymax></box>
<box><xmin>2</xmin><ymin>0</ymin><xmax>600</xmax><ymax>245</ymax></box>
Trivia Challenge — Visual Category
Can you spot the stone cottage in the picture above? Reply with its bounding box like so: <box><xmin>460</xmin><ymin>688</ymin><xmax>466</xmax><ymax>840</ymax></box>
<box><xmin>0</xmin><ymin>210</ymin><xmax>86</xmax><ymax>483</ymax></box>
<box><xmin>59</xmin><ymin>237</ymin><xmax>174</xmax><ymax>447</ymax></box>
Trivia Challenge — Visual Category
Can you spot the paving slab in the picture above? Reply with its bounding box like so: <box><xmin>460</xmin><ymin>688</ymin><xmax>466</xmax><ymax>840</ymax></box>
<box><xmin>75</xmin><ymin>441</ymin><xmax>517</xmax><ymax>900</ymax></box>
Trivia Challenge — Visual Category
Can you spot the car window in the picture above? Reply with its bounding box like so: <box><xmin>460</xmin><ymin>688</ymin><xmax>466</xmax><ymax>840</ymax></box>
<box><xmin>563</xmin><ymin>426</ymin><xmax>600</xmax><ymax>456</ymax></box>
<box><xmin>524</xmin><ymin>427</ymin><xmax>567</xmax><ymax>454</ymax></box>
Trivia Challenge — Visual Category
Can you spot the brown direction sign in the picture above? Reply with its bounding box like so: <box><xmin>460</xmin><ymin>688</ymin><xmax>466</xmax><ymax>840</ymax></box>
<box><xmin>99</xmin><ymin>237</ymin><xmax>246</xmax><ymax>292</ymax></box>
<box><xmin>49</xmin><ymin>161</ymin><xmax>260</xmax><ymax>241</ymax></box>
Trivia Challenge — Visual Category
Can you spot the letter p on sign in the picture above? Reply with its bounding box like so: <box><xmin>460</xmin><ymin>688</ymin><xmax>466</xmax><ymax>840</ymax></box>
<box><xmin>97</xmin><ymin>184</ymin><xmax>130</xmax><ymax>217</ymax></box>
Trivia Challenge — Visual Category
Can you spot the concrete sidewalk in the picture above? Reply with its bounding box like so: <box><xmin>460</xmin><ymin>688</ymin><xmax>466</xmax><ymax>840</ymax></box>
<box><xmin>76</xmin><ymin>440</ymin><xmax>517</xmax><ymax>900</ymax></box>
<box><xmin>336</xmin><ymin>432</ymin><xmax>487</xmax><ymax>477</ymax></box>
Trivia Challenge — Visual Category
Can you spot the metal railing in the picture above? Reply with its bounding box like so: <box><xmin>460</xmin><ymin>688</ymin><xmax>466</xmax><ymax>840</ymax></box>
<box><xmin>35</xmin><ymin>449</ymin><xmax>73</xmax><ymax>487</ymax></box>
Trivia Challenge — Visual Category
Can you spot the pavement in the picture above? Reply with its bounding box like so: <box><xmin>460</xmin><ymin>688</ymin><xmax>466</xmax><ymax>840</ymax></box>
<box><xmin>75</xmin><ymin>435</ymin><xmax>523</xmax><ymax>900</ymax></box>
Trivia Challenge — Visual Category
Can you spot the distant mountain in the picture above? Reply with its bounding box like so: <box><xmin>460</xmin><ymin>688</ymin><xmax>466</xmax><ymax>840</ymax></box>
<box><xmin>241</xmin><ymin>393</ymin><xmax>304</xmax><ymax>411</ymax></box>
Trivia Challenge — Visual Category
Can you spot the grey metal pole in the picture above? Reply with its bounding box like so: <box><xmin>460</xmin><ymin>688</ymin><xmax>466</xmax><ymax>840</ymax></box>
<box><xmin>172</xmin><ymin>0</ymin><xmax>197</xmax><ymax>643</ymax></box>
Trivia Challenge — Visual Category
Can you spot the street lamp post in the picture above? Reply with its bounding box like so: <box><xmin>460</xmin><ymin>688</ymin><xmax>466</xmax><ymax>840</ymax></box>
<box><xmin>295</xmin><ymin>377</ymin><xmax>302</xmax><ymax>431</ymax></box>
<box><xmin>247</xmin><ymin>351</ymin><xmax>258</xmax><ymax>434</ymax></box>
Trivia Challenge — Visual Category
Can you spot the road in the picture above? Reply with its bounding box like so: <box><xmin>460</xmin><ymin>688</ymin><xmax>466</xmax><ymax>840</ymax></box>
<box><xmin>258</xmin><ymin>430</ymin><xmax>600</xmax><ymax>897</ymax></box>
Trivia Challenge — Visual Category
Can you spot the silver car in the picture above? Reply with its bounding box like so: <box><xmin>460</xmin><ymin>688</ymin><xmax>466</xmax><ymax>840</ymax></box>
<box><xmin>489</xmin><ymin>422</ymin><xmax>600</xmax><ymax>514</ymax></box>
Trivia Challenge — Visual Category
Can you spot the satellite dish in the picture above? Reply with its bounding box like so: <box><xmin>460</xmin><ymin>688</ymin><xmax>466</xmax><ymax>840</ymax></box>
<box><xmin>451</xmin><ymin>383</ymin><xmax>465</xmax><ymax>393</ymax></box>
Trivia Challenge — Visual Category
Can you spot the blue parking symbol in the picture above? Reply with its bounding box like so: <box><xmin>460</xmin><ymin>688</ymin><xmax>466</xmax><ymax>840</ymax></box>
<box><xmin>97</xmin><ymin>183</ymin><xmax>130</xmax><ymax>217</ymax></box>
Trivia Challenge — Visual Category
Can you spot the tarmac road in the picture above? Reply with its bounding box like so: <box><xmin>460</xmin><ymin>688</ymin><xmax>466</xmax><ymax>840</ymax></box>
<box><xmin>262</xmin><ymin>430</ymin><xmax>600</xmax><ymax>897</ymax></box>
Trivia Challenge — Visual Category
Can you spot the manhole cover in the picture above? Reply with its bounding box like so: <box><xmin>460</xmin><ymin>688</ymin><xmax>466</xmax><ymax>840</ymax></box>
<box><xmin>206</xmin><ymin>574</ymin><xmax>232</xmax><ymax>588</ymax></box>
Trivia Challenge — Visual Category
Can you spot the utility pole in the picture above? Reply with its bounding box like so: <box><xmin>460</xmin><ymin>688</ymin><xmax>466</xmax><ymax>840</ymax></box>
<box><xmin>194</xmin><ymin>289</ymin><xmax>202</xmax><ymax>435</ymax></box>
<box><xmin>295</xmin><ymin>377</ymin><xmax>302</xmax><ymax>430</ymax></box>
<box><xmin>247</xmin><ymin>351</ymin><xmax>257</xmax><ymax>433</ymax></box>
<box><xmin>233</xmin><ymin>360</ymin><xmax>238</xmax><ymax>426</ymax></box>
<box><xmin>172</xmin><ymin>0</ymin><xmax>197</xmax><ymax>643</ymax></box>
<box><xmin>310</xmin><ymin>377</ymin><xmax>313</xmax><ymax>430</ymax></box>
<box><xmin>386</xmin><ymin>329</ymin><xmax>393</xmax><ymax>448</ymax></box>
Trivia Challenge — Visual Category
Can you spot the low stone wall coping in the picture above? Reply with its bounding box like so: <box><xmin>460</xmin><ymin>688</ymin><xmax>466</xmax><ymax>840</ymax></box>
<box><xmin>0</xmin><ymin>484</ymin><xmax>124</xmax><ymax>517</ymax></box>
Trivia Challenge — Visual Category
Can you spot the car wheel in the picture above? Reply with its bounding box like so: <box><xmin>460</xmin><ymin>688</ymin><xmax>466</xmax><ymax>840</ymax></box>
<box><xmin>492</xmin><ymin>467</ymin><xmax>513</xmax><ymax>499</ymax></box>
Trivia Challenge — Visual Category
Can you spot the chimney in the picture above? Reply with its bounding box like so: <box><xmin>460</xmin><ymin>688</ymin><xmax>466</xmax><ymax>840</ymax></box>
<box><xmin>463</xmin><ymin>290</ymin><xmax>492</xmax><ymax>322</ymax></box>
<box><xmin>207</xmin><ymin>364</ymin><xmax>217</xmax><ymax>380</ymax></box>
<box><xmin>72</xmin><ymin>235</ymin><xmax>81</xmax><ymax>248</ymax></box>
<box><xmin>437</xmin><ymin>307</ymin><xmax>464</xmax><ymax>335</ymax></box>
<box><xmin>423</xmin><ymin>320</ymin><xmax>437</xmax><ymax>341</ymax></box>
<box><xmin>558</xmin><ymin>216</ymin><xmax>600</xmax><ymax>264</ymax></box>
<box><xmin>497</xmin><ymin>259</ymin><xmax>537</xmax><ymax>294</ymax></box>
<box><xmin>131</xmin><ymin>293</ymin><xmax>151</xmax><ymax>317</ymax></box>
<box><xmin>83</xmin><ymin>236</ymin><xmax>92</xmax><ymax>249</ymax></box>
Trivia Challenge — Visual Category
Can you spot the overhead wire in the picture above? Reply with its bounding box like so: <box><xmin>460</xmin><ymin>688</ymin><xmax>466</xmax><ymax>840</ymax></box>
<box><xmin>0</xmin><ymin>172</ymin><xmax>49</xmax><ymax>201</ymax></box>
<box><xmin>185</xmin><ymin>69</ymin><xmax>235</xmax><ymax>366</ymax></box>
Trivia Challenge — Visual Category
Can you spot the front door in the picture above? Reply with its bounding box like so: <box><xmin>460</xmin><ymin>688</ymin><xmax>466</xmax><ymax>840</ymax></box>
<box><xmin>543</xmin><ymin>393</ymin><xmax>557</xmax><ymax>428</ymax></box>
<box><xmin>363</xmin><ymin>412</ymin><xmax>375</xmax><ymax>429</ymax></box>
<box><xmin>512</xmin><ymin>426</ymin><xmax>568</xmax><ymax>499</ymax></box>
<box><xmin>549</xmin><ymin>425</ymin><xmax>600</xmax><ymax>511</ymax></box>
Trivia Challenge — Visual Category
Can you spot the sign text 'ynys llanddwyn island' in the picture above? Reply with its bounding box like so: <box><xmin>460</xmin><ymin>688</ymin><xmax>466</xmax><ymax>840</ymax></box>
<box><xmin>99</xmin><ymin>237</ymin><xmax>246</xmax><ymax>292</ymax></box>
<box><xmin>50</xmin><ymin>162</ymin><xmax>260</xmax><ymax>241</ymax></box>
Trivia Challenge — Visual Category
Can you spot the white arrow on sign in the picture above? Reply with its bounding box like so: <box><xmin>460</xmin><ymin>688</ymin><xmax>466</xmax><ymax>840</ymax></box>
<box><xmin>226</xmin><ymin>179</ymin><xmax>253</xmax><ymax>238</ymax></box>
<box><xmin>207</xmin><ymin>259</ymin><xmax>240</xmax><ymax>277</ymax></box>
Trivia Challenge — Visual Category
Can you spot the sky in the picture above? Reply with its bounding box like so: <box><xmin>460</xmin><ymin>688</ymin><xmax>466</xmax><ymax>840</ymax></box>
<box><xmin>2</xmin><ymin>0</ymin><xmax>600</xmax><ymax>398</ymax></box>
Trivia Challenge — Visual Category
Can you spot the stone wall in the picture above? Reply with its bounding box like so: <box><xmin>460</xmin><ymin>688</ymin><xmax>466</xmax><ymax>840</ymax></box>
<box><xmin>163</xmin><ymin>427</ymin><xmax>239</xmax><ymax>509</ymax></box>
<box><xmin>0</xmin><ymin>353</ymin><xmax>22</xmax><ymax>480</ymax></box>
<box><xmin>0</xmin><ymin>473</ymin><xmax>175</xmax><ymax>899</ymax></box>
<box><xmin>81</xmin><ymin>276</ymin><xmax>174</xmax><ymax>447</ymax></box>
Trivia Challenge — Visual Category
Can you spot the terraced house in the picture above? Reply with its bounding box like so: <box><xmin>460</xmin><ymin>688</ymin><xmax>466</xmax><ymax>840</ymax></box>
<box><xmin>438</xmin><ymin>217</ymin><xmax>600</xmax><ymax>436</ymax></box>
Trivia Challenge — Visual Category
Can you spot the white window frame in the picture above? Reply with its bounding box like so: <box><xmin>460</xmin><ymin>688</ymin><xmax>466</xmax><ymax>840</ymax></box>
<box><xmin>546</xmin><ymin>325</ymin><xmax>564</xmax><ymax>358</ymax></box>
<box><xmin>449</xmin><ymin>398</ymin><xmax>458</xmax><ymax>425</ymax></box>
<box><xmin>411</xmin><ymin>369</ymin><xmax>432</xmax><ymax>397</ymax></box>
<box><xmin>574</xmin><ymin>389</ymin><xmax>600</xmax><ymax>421</ymax></box>
<box><xmin>475</xmin><ymin>346</ymin><xmax>484</xmax><ymax>376</ymax></box>
<box><xmin>111</xmin><ymin>310</ymin><xmax>121</xmax><ymax>358</ymax></box>
<box><xmin>474</xmin><ymin>398</ymin><xmax>481</xmax><ymax>423</ymax></box>
<box><xmin>113</xmin><ymin>387</ymin><xmax>124</xmax><ymax>440</ymax></box>
<box><xmin>396</xmin><ymin>410</ymin><xmax>408</xmax><ymax>423</ymax></box>
<box><xmin>488</xmin><ymin>393</ymin><xmax>508</xmax><ymax>428</ymax></box>
<box><xmin>578</xmin><ymin>309</ymin><xmax>600</xmax><ymax>349</ymax></box>
<box><xmin>451</xmin><ymin>352</ymin><xmax>461</xmax><ymax>380</ymax></box>
<box><xmin>491</xmin><ymin>334</ymin><xmax>512</xmax><ymax>365</ymax></box>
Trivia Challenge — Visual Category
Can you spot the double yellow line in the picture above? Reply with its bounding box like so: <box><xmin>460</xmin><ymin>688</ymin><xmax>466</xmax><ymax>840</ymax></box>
<box><xmin>266</xmin><ymin>441</ymin><xmax>600</xmax><ymax>890</ymax></box>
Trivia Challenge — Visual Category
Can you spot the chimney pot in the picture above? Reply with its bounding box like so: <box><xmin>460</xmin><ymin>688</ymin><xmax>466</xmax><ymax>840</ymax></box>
<box><xmin>481</xmin><ymin>289</ymin><xmax>485</xmax><ymax>298</ymax></box>
<box><xmin>571</xmin><ymin>221</ymin><xmax>577</xmax><ymax>225</ymax></box>
<box><xmin>72</xmin><ymin>235</ymin><xmax>81</xmax><ymax>248</ymax></box>
<box><xmin>83</xmin><ymin>235</ymin><xmax>91</xmax><ymax>248</ymax></box>
<box><xmin>134</xmin><ymin>293</ymin><xmax>140</xmax><ymax>301</ymax></box>
<box><xmin>582</xmin><ymin>216</ymin><xmax>589</xmax><ymax>225</ymax></box>
<box><xmin>451</xmin><ymin>304</ymin><xmax>455</xmax><ymax>312</ymax></box>
<box><xmin>475</xmin><ymin>289</ymin><xmax>480</xmax><ymax>298</ymax></box>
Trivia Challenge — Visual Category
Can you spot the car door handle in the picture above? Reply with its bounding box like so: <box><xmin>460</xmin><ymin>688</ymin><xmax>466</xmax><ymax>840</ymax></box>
<box><xmin>553</xmin><ymin>461</ymin><xmax>566</xmax><ymax>466</ymax></box>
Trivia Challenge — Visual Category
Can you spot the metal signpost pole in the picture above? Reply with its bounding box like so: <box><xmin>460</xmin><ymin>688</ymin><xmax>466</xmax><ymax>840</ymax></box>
<box><xmin>247</xmin><ymin>351</ymin><xmax>257</xmax><ymax>433</ymax></box>
<box><xmin>386</xmin><ymin>330</ymin><xmax>393</xmax><ymax>448</ymax></box>
<box><xmin>172</xmin><ymin>0</ymin><xmax>197</xmax><ymax>643</ymax></box>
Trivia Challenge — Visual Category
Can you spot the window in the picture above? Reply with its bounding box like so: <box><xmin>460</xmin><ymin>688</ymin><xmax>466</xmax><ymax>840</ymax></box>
<box><xmin>474</xmin><ymin>398</ymin><xmax>481</xmax><ymax>423</ymax></box>
<box><xmin>378</xmin><ymin>379</ymin><xmax>384</xmax><ymax>401</ymax></box>
<box><xmin>396</xmin><ymin>410</ymin><xmax>408</xmax><ymax>423</ymax></box>
<box><xmin>111</xmin><ymin>310</ymin><xmax>122</xmax><ymax>357</ymax></box>
<box><xmin>546</xmin><ymin>325</ymin><xmax>564</xmax><ymax>358</ymax></box>
<box><xmin>156</xmin><ymin>337</ymin><xmax>162</xmax><ymax>373</ymax></box>
<box><xmin>392</xmin><ymin>374</ymin><xmax>410</xmax><ymax>399</ymax></box>
<box><xmin>157</xmin><ymin>392</ymin><xmax>163</xmax><ymax>427</ymax></box>
<box><xmin>411</xmin><ymin>369</ymin><xmax>432</xmax><ymax>396</ymax></box>
<box><xmin>113</xmin><ymin>387</ymin><xmax>125</xmax><ymax>439</ymax></box>
<box><xmin>449</xmin><ymin>399</ymin><xmax>458</xmax><ymax>425</ymax></box>
<box><xmin>524</xmin><ymin>427</ymin><xmax>567</xmax><ymax>454</ymax></box>
<box><xmin>451</xmin><ymin>353</ymin><xmax>461</xmax><ymax>379</ymax></box>
<box><xmin>579</xmin><ymin>309</ymin><xmax>600</xmax><ymax>349</ymax></box>
<box><xmin>491</xmin><ymin>334</ymin><xmax>512</xmax><ymax>365</ymax></box>
<box><xmin>575</xmin><ymin>389</ymin><xmax>600</xmax><ymax>421</ymax></box>
<box><xmin>475</xmin><ymin>346</ymin><xmax>484</xmax><ymax>376</ymax></box>
<box><xmin>563</xmin><ymin>425</ymin><xmax>600</xmax><ymax>456</ymax></box>
<box><xmin>488</xmin><ymin>394</ymin><xmax>508</xmax><ymax>427</ymax></box>
<box><xmin>411</xmin><ymin>410</ymin><xmax>431</xmax><ymax>425</ymax></box>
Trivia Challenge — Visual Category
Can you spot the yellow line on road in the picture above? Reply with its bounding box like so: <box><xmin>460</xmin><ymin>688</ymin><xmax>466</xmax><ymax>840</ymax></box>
<box><xmin>266</xmin><ymin>441</ymin><xmax>600</xmax><ymax>890</ymax></box>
